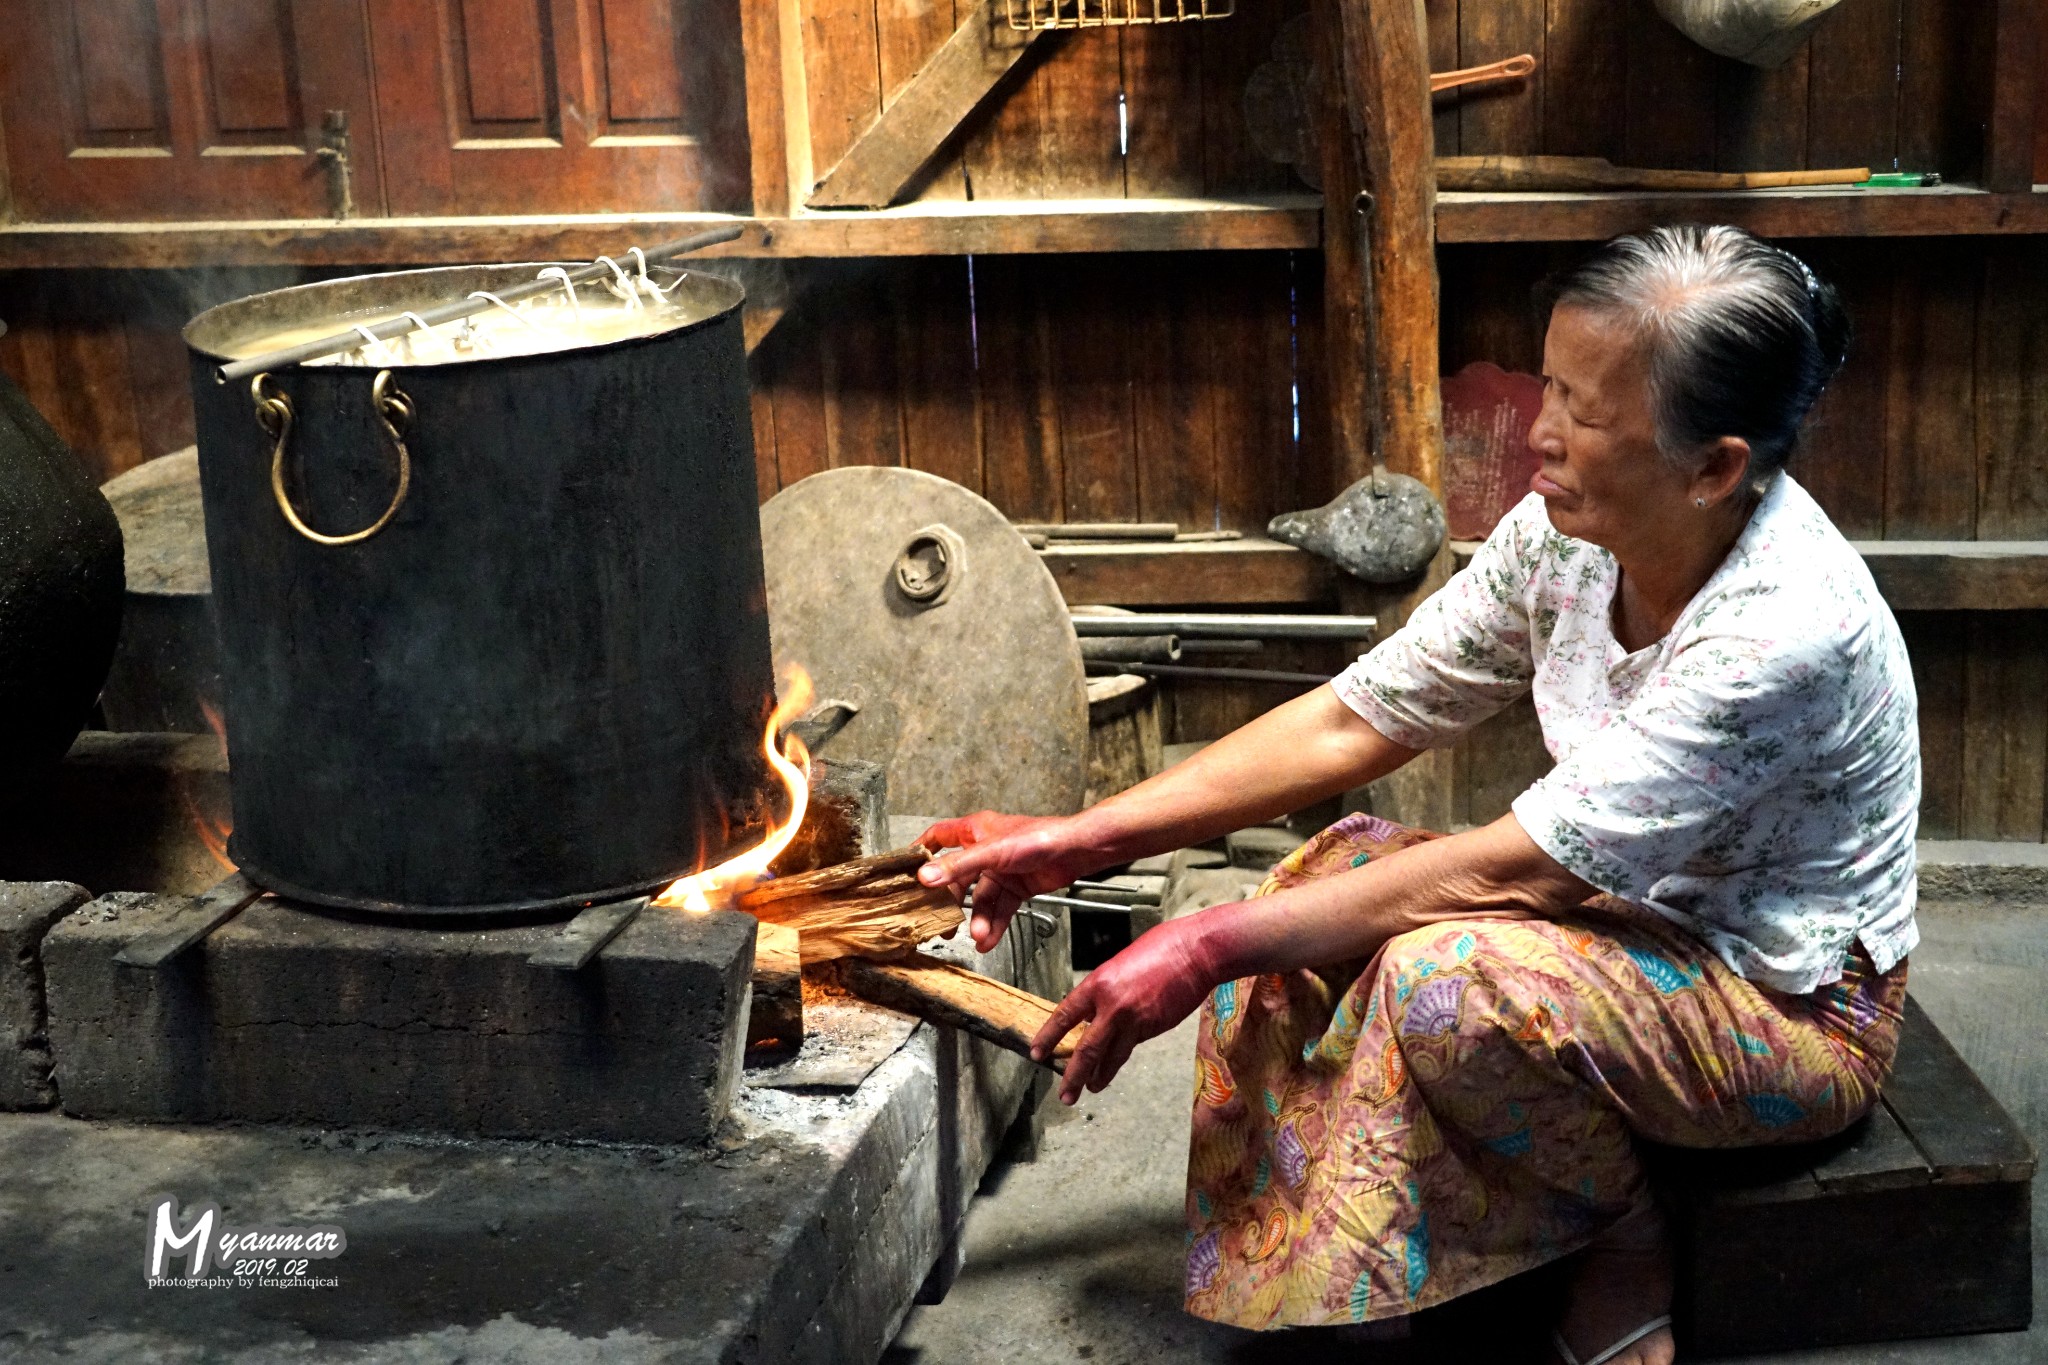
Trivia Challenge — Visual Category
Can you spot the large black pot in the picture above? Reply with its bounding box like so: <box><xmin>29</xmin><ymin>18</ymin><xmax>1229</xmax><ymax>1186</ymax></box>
<box><xmin>0</xmin><ymin>373</ymin><xmax>124</xmax><ymax>780</ymax></box>
<box><xmin>184</xmin><ymin>265</ymin><xmax>774</xmax><ymax>917</ymax></box>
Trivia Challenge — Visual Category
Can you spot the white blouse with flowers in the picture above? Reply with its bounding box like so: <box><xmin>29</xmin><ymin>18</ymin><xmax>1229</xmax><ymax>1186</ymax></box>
<box><xmin>1333</xmin><ymin>474</ymin><xmax>1919</xmax><ymax>995</ymax></box>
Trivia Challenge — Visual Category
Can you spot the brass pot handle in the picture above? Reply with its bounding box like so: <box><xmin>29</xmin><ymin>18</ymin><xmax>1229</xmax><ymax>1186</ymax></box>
<box><xmin>251</xmin><ymin>370</ymin><xmax>414</xmax><ymax>546</ymax></box>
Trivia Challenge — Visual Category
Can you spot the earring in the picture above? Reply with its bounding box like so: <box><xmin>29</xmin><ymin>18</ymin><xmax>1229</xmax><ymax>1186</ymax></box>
<box><xmin>1695</xmin><ymin>497</ymin><xmax>1708</xmax><ymax>508</ymax></box>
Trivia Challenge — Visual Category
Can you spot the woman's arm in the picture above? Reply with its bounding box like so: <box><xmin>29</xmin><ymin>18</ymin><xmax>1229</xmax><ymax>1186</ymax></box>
<box><xmin>919</xmin><ymin>684</ymin><xmax>1420</xmax><ymax>950</ymax></box>
<box><xmin>1032</xmin><ymin>812</ymin><xmax>1596</xmax><ymax>1104</ymax></box>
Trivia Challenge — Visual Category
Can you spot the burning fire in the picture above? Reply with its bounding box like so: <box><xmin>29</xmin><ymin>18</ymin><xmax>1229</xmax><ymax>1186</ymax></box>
<box><xmin>183</xmin><ymin>700</ymin><xmax>236</xmax><ymax>872</ymax></box>
<box><xmin>653</xmin><ymin>667</ymin><xmax>815</xmax><ymax>912</ymax></box>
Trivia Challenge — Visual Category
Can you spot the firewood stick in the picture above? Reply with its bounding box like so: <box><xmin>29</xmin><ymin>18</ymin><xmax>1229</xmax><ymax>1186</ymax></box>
<box><xmin>834</xmin><ymin>950</ymin><xmax>1084</xmax><ymax>1073</ymax></box>
<box><xmin>749</xmin><ymin>874</ymin><xmax>928</xmax><ymax>923</ymax></box>
<box><xmin>784</xmin><ymin>899</ymin><xmax>965</xmax><ymax>963</ymax></box>
<box><xmin>739</xmin><ymin>843</ymin><xmax>934</xmax><ymax>907</ymax></box>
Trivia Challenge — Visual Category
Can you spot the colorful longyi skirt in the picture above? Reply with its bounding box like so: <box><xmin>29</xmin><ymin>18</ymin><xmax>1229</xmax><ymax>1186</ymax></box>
<box><xmin>1183</xmin><ymin>814</ymin><xmax>1907</xmax><ymax>1328</ymax></box>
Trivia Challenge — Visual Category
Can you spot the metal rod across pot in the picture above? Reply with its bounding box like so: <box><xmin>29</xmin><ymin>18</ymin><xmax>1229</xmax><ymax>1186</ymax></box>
<box><xmin>214</xmin><ymin>225</ymin><xmax>744</xmax><ymax>384</ymax></box>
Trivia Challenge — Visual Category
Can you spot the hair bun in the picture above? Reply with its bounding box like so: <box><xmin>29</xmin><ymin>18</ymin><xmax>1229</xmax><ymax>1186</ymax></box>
<box><xmin>1807</xmin><ymin>273</ymin><xmax>1851</xmax><ymax>378</ymax></box>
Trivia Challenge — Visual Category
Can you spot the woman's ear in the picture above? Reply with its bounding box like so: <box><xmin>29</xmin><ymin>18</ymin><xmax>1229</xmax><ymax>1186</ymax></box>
<box><xmin>1692</xmin><ymin>436</ymin><xmax>1753</xmax><ymax>506</ymax></box>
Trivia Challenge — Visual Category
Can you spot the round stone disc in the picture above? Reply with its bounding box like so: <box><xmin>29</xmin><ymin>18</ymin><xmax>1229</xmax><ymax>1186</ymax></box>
<box><xmin>760</xmin><ymin>468</ymin><xmax>1087</xmax><ymax>818</ymax></box>
<box><xmin>102</xmin><ymin>446</ymin><xmax>209</xmax><ymax>597</ymax></box>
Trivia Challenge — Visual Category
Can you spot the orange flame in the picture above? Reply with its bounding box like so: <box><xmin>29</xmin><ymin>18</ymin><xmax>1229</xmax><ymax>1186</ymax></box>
<box><xmin>653</xmin><ymin>666</ymin><xmax>814</xmax><ymax>911</ymax></box>
<box><xmin>183</xmin><ymin>700</ymin><xmax>236</xmax><ymax>872</ymax></box>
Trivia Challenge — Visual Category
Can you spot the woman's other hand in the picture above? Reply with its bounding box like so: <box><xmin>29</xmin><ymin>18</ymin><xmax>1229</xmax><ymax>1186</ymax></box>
<box><xmin>917</xmin><ymin>812</ymin><xmax>1106</xmax><ymax>952</ymax></box>
<box><xmin>1031</xmin><ymin>910</ymin><xmax>1233</xmax><ymax>1105</ymax></box>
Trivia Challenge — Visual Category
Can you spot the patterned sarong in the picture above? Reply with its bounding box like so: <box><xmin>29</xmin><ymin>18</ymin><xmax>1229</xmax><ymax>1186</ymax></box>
<box><xmin>1183</xmin><ymin>813</ymin><xmax>1907</xmax><ymax>1329</ymax></box>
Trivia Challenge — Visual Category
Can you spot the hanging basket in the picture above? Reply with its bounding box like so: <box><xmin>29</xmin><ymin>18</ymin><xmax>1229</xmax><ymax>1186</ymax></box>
<box><xmin>1006</xmin><ymin>0</ymin><xmax>1232</xmax><ymax>33</ymax></box>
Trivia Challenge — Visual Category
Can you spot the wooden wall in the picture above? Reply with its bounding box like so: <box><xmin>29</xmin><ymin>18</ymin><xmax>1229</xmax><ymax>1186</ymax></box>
<box><xmin>1423</xmin><ymin>0</ymin><xmax>1991</xmax><ymax>177</ymax></box>
<box><xmin>747</xmin><ymin>252</ymin><xmax>1332</xmax><ymax>528</ymax></box>
<box><xmin>806</xmin><ymin>0</ymin><xmax>1997</xmax><ymax>203</ymax></box>
<box><xmin>1442</xmin><ymin>238</ymin><xmax>2048</xmax><ymax>540</ymax></box>
<box><xmin>0</xmin><ymin>267</ymin><xmax>320</xmax><ymax>482</ymax></box>
<box><xmin>798</xmin><ymin>0</ymin><xmax>1308</xmax><ymax>203</ymax></box>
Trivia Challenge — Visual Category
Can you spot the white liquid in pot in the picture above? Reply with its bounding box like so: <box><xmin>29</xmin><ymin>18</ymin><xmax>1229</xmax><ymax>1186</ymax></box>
<box><xmin>225</xmin><ymin>269</ymin><xmax>707</xmax><ymax>368</ymax></box>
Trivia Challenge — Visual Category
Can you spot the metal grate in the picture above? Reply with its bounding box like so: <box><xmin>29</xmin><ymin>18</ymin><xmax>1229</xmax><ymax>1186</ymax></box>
<box><xmin>1005</xmin><ymin>0</ymin><xmax>1232</xmax><ymax>31</ymax></box>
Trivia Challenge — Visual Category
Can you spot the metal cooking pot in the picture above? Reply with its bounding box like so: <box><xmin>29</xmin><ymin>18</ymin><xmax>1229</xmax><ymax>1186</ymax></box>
<box><xmin>184</xmin><ymin>264</ymin><xmax>775</xmax><ymax>918</ymax></box>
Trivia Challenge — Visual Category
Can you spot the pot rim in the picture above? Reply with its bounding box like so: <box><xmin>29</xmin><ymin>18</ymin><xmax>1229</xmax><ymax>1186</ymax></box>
<box><xmin>183</xmin><ymin>261</ymin><xmax>746</xmax><ymax>370</ymax></box>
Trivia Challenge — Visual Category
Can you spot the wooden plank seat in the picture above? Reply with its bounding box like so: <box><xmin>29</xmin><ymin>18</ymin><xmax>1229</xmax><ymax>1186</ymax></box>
<box><xmin>1646</xmin><ymin>997</ymin><xmax>2036</xmax><ymax>1357</ymax></box>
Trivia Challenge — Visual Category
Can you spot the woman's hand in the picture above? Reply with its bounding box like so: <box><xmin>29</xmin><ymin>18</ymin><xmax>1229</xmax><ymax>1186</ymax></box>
<box><xmin>917</xmin><ymin>811</ymin><xmax>1109</xmax><ymax>952</ymax></box>
<box><xmin>1031</xmin><ymin>909</ymin><xmax>1235</xmax><ymax>1105</ymax></box>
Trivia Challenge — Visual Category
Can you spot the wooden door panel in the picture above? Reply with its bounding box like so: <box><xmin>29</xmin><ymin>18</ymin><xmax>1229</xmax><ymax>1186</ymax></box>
<box><xmin>368</xmin><ymin>0</ymin><xmax>748</xmax><ymax>214</ymax></box>
<box><xmin>71</xmin><ymin>0</ymin><xmax>174</xmax><ymax>148</ymax></box>
<box><xmin>198</xmin><ymin>0</ymin><xmax>303</xmax><ymax>143</ymax></box>
<box><xmin>599</xmin><ymin>0</ymin><xmax>690</xmax><ymax>128</ymax></box>
<box><xmin>450</xmin><ymin>0</ymin><xmax>559</xmax><ymax>138</ymax></box>
<box><xmin>0</xmin><ymin>0</ymin><xmax>380</xmax><ymax>220</ymax></box>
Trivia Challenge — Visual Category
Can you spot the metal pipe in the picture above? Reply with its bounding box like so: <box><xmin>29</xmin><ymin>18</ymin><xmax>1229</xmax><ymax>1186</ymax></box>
<box><xmin>1070</xmin><ymin>878</ymin><xmax>1165</xmax><ymax>905</ymax></box>
<box><xmin>1016</xmin><ymin>522</ymin><xmax>1179</xmax><ymax>541</ymax></box>
<box><xmin>216</xmin><ymin>225</ymin><xmax>746</xmax><ymax>383</ymax></box>
<box><xmin>1078</xmin><ymin>634</ymin><xmax>1181</xmax><ymax>664</ymax></box>
<box><xmin>1070</xmin><ymin>612</ymin><xmax>1374</xmax><ymax>640</ymax></box>
<box><xmin>1083</xmin><ymin>660</ymin><xmax>1335</xmax><ymax>686</ymax></box>
<box><xmin>1026</xmin><ymin>893</ymin><xmax>1137</xmax><ymax>914</ymax></box>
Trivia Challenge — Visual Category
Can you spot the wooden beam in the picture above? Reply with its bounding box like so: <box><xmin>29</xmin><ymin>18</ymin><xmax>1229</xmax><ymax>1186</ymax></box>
<box><xmin>1985</xmin><ymin>0</ymin><xmax>2042</xmax><ymax>193</ymax></box>
<box><xmin>0</xmin><ymin>199</ymin><xmax>1321</xmax><ymax>268</ymax></box>
<box><xmin>1435</xmin><ymin>187</ymin><xmax>2048</xmax><ymax>242</ymax></box>
<box><xmin>807</xmin><ymin>10</ymin><xmax>1053</xmax><ymax>210</ymax></box>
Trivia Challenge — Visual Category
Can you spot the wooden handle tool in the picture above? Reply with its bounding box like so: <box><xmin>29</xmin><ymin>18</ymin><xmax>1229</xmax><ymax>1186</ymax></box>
<box><xmin>1435</xmin><ymin>155</ymin><xmax>1872</xmax><ymax>192</ymax></box>
<box><xmin>1430</xmin><ymin>54</ymin><xmax>1536</xmax><ymax>94</ymax></box>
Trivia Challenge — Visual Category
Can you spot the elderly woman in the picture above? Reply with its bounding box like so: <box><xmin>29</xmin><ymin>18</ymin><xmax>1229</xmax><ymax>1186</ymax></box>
<box><xmin>918</xmin><ymin>224</ymin><xmax>1918</xmax><ymax>1365</ymax></box>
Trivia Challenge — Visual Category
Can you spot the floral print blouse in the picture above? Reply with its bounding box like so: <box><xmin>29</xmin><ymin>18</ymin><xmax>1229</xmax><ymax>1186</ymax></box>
<box><xmin>1333</xmin><ymin>475</ymin><xmax>1920</xmax><ymax>994</ymax></box>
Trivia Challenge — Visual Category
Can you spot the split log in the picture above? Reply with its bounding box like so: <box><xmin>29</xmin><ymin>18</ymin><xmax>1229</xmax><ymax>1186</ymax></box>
<box><xmin>768</xmin><ymin>889</ymin><xmax>965</xmax><ymax>964</ymax></box>
<box><xmin>737</xmin><ymin>843</ymin><xmax>964</xmax><ymax>963</ymax></box>
<box><xmin>835</xmin><ymin>951</ymin><xmax>1084</xmax><ymax>1072</ymax></box>
<box><xmin>739</xmin><ymin>843</ymin><xmax>934</xmax><ymax>907</ymax></box>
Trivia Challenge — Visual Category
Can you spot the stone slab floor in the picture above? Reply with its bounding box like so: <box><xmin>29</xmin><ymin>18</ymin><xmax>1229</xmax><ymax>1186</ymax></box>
<box><xmin>887</xmin><ymin>894</ymin><xmax>2048</xmax><ymax>1365</ymax></box>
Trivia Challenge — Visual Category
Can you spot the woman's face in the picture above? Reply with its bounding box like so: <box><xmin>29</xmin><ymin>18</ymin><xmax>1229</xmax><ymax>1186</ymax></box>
<box><xmin>1527</xmin><ymin>305</ymin><xmax>1697</xmax><ymax>552</ymax></box>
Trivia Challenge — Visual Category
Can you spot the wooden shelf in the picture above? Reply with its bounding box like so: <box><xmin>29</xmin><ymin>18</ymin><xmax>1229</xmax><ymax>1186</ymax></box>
<box><xmin>11</xmin><ymin>186</ymin><xmax>2048</xmax><ymax>267</ymax></box>
<box><xmin>1436</xmin><ymin>186</ymin><xmax>2048</xmax><ymax>244</ymax></box>
<box><xmin>0</xmin><ymin>197</ymin><xmax>1323</xmax><ymax>269</ymax></box>
<box><xmin>1447</xmin><ymin>538</ymin><xmax>2048</xmax><ymax>612</ymax></box>
<box><xmin>1062</xmin><ymin>537</ymin><xmax>2048</xmax><ymax>611</ymax></box>
<box><xmin>1041</xmin><ymin>537</ymin><xmax>1337</xmax><ymax>607</ymax></box>
<box><xmin>1852</xmin><ymin>541</ymin><xmax>2048</xmax><ymax>611</ymax></box>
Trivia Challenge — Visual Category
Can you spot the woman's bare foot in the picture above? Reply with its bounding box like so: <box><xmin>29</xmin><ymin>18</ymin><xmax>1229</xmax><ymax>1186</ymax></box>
<box><xmin>1551</xmin><ymin>1198</ymin><xmax>1677</xmax><ymax>1365</ymax></box>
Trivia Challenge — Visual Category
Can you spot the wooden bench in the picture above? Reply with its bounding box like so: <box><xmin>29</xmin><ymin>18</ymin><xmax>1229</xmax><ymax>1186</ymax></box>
<box><xmin>1649</xmin><ymin>996</ymin><xmax>2037</xmax><ymax>1357</ymax></box>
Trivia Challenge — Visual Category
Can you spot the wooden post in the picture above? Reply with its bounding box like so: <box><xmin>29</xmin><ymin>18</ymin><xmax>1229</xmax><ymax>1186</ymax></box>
<box><xmin>740</xmin><ymin>0</ymin><xmax>814</xmax><ymax>215</ymax></box>
<box><xmin>1310</xmin><ymin>0</ymin><xmax>1444</xmax><ymax>491</ymax></box>
<box><xmin>1310</xmin><ymin>0</ymin><xmax>1454</xmax><ymax>830</ymax></box>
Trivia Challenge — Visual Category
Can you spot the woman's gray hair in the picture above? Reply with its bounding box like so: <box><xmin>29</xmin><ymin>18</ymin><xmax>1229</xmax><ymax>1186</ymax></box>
<box><xmin>1541</xmin><ymin>224</ymin><xmax>1851</xmax><ymax>493</ymax></box>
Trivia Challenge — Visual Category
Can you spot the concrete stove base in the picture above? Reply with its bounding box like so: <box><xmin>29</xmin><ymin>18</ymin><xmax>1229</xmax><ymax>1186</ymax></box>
<box><xmin>0</xmin><ymin>881</ymin><xmax>87</xmax><ymax>1109</ymax></box>
<box><xmin>42</xmin><ymin>894</ymin><xmax>756</xmax><ymax>1144</ymax></box>
<box><xmin>0</xmin><ymin>922</ymin><xmax>1068</xmax><ymax>1365</ymax></box>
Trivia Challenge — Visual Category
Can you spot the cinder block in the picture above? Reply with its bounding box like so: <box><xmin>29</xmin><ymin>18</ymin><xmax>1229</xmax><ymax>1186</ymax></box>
<box><xmin>0</xmin><ymin>882</ymin><xmax>89</xmax><ymax>1109</ymax></box>
<box><xmin>43</xmin><ymin>893</ymin><xmax>754</xmax><ymax>1143</ymax></box>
